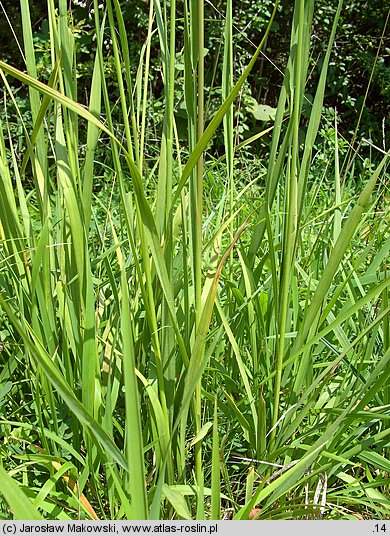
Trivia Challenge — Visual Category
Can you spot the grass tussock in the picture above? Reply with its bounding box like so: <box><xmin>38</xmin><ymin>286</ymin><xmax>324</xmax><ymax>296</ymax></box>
<box><xmin>0</xmin><ymin>0</ymin><xmax>389</xmax><ymax>520</ymax></box>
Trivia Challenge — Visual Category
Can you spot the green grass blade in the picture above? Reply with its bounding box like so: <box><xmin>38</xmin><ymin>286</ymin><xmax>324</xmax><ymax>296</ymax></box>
<box><xmin>0</xmin><ymin>466</ymin><xmax>43</xmax><ymax>520</ymax></box>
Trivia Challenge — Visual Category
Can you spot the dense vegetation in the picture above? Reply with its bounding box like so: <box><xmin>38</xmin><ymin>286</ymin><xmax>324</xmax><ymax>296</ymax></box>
<box><xmin>0</xmin><ymin>0</ymin><xmax>389</xmax><ymax>520</ymax></box>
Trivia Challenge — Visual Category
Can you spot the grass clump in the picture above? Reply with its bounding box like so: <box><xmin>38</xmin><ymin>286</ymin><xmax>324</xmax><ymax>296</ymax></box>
<box><xmin>0</xmin><ymin>0</ymin><xmax>389</xmax><ymax>520</ymax></box>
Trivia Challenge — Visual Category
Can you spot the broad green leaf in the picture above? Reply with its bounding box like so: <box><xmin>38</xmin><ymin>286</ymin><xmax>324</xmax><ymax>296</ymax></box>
<box><xmin>251</xmin><ymin>103</ymin><xmax>277</xmax><ymax>121</ymax></box>
<box><xmin>162</xmin><ymin>484</ymin><xmax>192</xmax><ymax>520</ymax></box>
<box><xmin>189</xmin><ymin>422</ymin><xmax>213</xmax><ymax>448</ymax></box>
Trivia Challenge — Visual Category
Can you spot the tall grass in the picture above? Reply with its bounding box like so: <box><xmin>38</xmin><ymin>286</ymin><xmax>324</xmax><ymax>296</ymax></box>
<box><xmin>0</xmin><ymin>0</ymin><xmax>389</xmax><ymax>520</ymax></box>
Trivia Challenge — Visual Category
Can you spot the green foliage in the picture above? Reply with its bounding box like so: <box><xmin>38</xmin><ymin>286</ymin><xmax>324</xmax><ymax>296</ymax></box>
<box><xmin>2</xmin><ymin>0</ymin><xmax>387</xmax><ymax>154</ymax></box>
<box><xmin>0</xmin><ymin>0</ymin><xmax>389</xmax><ymax>522</ymax></box>
<box><xmin>311</xmin><ymin>0</ymin><xmax>389</xmax><ymax>141</ymax></box>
